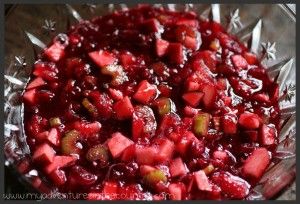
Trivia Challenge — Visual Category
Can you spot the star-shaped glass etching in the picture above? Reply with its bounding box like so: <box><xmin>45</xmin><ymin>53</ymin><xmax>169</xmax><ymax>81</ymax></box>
<box><xmin>83</xmin><ymin>4</ymin><xmax>97</xmax><ymax>13</ymax></box>
<box><xmin>261</xmin><ymin>42</ymin><xmax>276</xmax><ymax>60</ymax></box>
<box><xmin>42</xmin><ymin>19</ymin><xmax>56</xmax><ymax>33</ymax></box>
<box><xmin>14</xmin><ymin>56</ymin><xmax>26</xmax><ymax>67</ymax></box>
<box><xmin>285</xmin><ymin>83</ymin><xmax>296</xmax><ymax>102</ymax></box>
<box><xmin>283</xmin><ymin>128</ymin><xmax>296</xmax><ymax>148</ymax></box>
<box><xmin>227</xmin><ymin>9</ymin><xmax>243</xmax><ymax>32</ymax></box>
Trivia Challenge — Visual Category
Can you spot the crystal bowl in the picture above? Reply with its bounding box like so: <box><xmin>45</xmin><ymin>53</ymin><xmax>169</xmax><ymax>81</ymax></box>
<box><xmin>4</xmin><ymin>4</ymin><xmax>296</xmax><ymax>200</ymax></box>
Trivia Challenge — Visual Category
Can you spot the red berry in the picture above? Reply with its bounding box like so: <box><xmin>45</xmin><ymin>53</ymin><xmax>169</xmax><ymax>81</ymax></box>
<box><xmin>141</xmin><ymin>18</ymin><xmax>161</xmax><ymax>33</ymax></box>
<box><xmin>221</xmin><ymin>113</ymin><xmax>238</xmax><ymax>134</ymax></box>
<box><xmin>211</xmin><ymin>171</ymin><xmax>250</xmax><ymax>199</ymax></box>
<box><xmin>238</xmin><ymin>112</ymin><xmax>261</xmax><ymax>129</ymax></box>
<box><xmin>243</xmin><ymin>52</ymin><xmax>257</xmax><ymax>65</ymax></box>
<box><xmin>69</xmin><ymin>165</ymin><xmax>98</xmax><ymax>186</ymax></box>
<box><xmin>132</xmin><ymin>105</ymin><xmax>157</xmax><ymax>141</ymax></box>
<box><xmin>49</xmin><ymin>169</ymin><xmax>67</xmax><ymax>186</ymax></box>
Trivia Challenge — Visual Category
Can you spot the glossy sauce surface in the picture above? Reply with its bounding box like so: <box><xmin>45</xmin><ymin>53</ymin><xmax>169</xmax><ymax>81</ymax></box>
<box><xmin>23</xmin><ymin>5</ymin><xmax>280</xmax><ymax>200</ymax></box>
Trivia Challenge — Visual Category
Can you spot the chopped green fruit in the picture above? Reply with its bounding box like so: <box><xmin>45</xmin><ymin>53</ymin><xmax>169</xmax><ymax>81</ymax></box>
<box><xmin>203</xmin><ymin>164</ymin><xmax>214</xmax><ymax>175</ymax></box>
<box><xmin>155</xmin><ymin>97</ymin><xmax>175</xmax><ymax>116</ymax></box>
<box><xmin>143</xmin><ymin>169</ymin><xmax>167</xmax><ymax>187</ymax></box>
<box><xmin>49</xmin><ymin>117</ymin><xmax>62</xmax><ymax>127</ymax></box>
<box><xmin>61</xmin><ymin>130</ymin><xmax>81</xmax><ymax>155</ymax></box>
<box><xmin>193</xmin><ymin>113</ymin><xmax>211</xmax><ymax>136</ymax></box>
<box><xmin>102</xmin><ymin>65</ymin><xmax>128</xmax><ymax>86</ymax></box>
<box><xmin>86</xmin><ymin>144</ymin><xmax>109</xmax><ymax>167</ymax></box>
<box><xmin>82</xmin><ymin>98</ymin><xmax>97</xmax><ymax>116</ymax></box>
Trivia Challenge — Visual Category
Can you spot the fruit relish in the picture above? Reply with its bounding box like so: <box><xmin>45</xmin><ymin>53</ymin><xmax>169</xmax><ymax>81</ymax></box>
<box><xmin>23</xmin><ymin>5</ymin><xmax>280</xmax><ymax>200</ymax></box>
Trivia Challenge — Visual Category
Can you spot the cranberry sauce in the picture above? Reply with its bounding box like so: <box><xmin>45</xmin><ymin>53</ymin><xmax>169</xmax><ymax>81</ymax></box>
<box><xmin>23</xmin><ymin>5</ymin><xmax>280</xmax><ymax>200</ymax></box>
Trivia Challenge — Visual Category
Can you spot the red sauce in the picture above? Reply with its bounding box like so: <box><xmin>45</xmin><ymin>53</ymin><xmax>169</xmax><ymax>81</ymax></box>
<box><xmin>23</xmin><ymin>5</ymin><xmax>280</xmax><ymax>200</ymax></box>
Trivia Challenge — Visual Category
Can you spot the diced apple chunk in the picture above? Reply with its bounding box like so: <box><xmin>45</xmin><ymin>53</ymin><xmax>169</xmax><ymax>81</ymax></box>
<box><xmin>88</xmin><ymin>50</ymin><xmax>116</xmax><ymax>67</ymax></box>
<box><xmin>23</xmin><ymin>89</ymin><xmax>37</xmax><ymax>105</ymax></box>
<box><xmin>120</xmin><ymin>144</ymin><xmax>135</xmax><ymax>162</ymax></box>
<box><xmin>108</xmin><ymin>88</ymin><xmax>123</xmax><ymax>101</ymax></box>
<box><xmin>169</xmin><ymin>183</ymin><xmax>185</xmax><ymax>200</ymax></box>
<box><xmin>120</xmin><ymin>52</ymin><xmax>136</xmax><ymax>67</ymax></box>
<box><xmin>242</xmin><ymin>147</ymin><xmax>270</xmax><ymax>180</ymax></box>
<box><xmin>154</xmin><ymin>138</ymin><xmax>175</xmax><ymax>164</ymax></box>
<box><xmin>44</xmin><ymin>43</ymin><xmax>65</xmax><ymax>62</ymax></box>
<box><xmin>88</xmin><ymin>182</ymin><xmax>118</xmax><ymax>200</ymax></box>
<box><xmin>108</xmin><ymin>132</ymin><xmax>134</xmax><ymax>158</ymax></box>
<box><xmin>202</xmin><ymin>85</ymin><xmax>217</xmax><ymax>109</ymax></box>
<box><xmin>176</xmin><ymin>131</ymin><xmax>197</xmax><ymax>156</ymax></box>
<box><xmin>169</xmin><ymin>157</ymin><xmax>188</xmax><ymax>177</ymax></box>
<box><xmin>182</xmin><ymin>92</ymin><xmax>203</xmax><ymax>107</ymax></box>
<box><xmin>194</xmin><ymin>170</ymin><xmax>212</xmax><ymax>191</ymax></box>
<box><xmin>133</xmin><ymin>80</ymin><xmax>157</xmax><ymax>104</ymax></box>
<box><xmin>32</xmin><ymin>143</ymin><xmax>55</xmax><ymax>164</ymax></box>
<box><xmin>183</xmin><ymin>106</ymin><xmax>200</xmax><ymax>117</ymax></box>
<box><xmin>156</xmin><ymin>39</ymin><xmax>170</xmax><ymax>57</ymax></box>
<box><xmin>47</xmin><ymin>128</ymin><xmax>60</xmax><ymax>146</ymax></box>
<box><xmin>135</xmin><ymin>145</ymin><xmax>158</xmax><ymax>165</ymax></box>
<box><xmin>44</xmin><ymin>155</ymin><xmax>77</xmax><ymax>174</ymax></box>
<box><xmin>26</xmin><ymin>77</ymin><xmax>46</xmax><ymax>90</ymax></box>
<box><xmin>193</xmin><ymin>50</ymin><xmax>217</xmax><ymax>72</ymax></box>
<box><xmin>167</xmin><ymin>43</ymin><xmax>184</xmax><ymax>65</ymax></box>
<box><xmin>113</xmin><ymin>96</ymin><xmax>134</xmax><ymax>120</ymax></box>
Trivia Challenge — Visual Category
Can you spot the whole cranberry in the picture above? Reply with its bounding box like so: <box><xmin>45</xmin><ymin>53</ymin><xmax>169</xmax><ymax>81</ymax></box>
<box><xmin>190</xmin><ymin>139</ymin><xmax>205</xmax><ymax>158</ymax></box>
